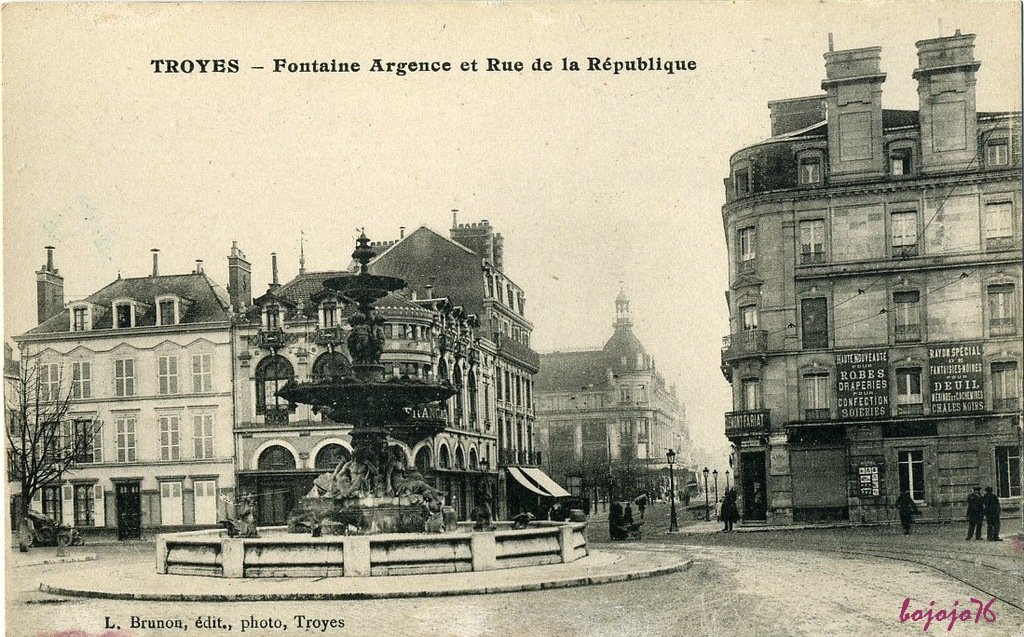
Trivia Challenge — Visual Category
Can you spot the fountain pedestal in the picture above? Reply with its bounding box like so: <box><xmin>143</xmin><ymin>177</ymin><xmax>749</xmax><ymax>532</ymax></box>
<box><xmin>289</xmin><ymin>495</ymin><xmax>435</xmax><ymax>535</ymax></box>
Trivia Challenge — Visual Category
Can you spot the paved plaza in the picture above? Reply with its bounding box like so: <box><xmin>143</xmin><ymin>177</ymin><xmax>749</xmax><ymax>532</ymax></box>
<box><xmin>6</xmin><ymin>507</ymin><xmax>1023</xmax><ymax>637</ymax></box>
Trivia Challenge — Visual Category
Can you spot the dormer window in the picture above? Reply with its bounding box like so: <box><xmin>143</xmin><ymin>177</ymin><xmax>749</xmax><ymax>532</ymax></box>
<box><xmin>112</xmin><ymin>300</ymin><xmax>136</xmax><ymax>328</ymax></box>
<box><xmin>264</xmin><ymin>304</ymin><xmax>281</xmax><ymax>329</ymax></box>
<box><xmin>155</xmin><ymin>295</ymin><xmax>180</xmax><ymax>326</ymax></box>
<box><xmin>71</xmin><ymin>305</ymin><xmax>91</xmax><ymax>332</ymax></box>
<box><xmin>320</xmin><ymin>301</ymin><xmax>337</xmax><ymax>328</ymax></box>
<box><xmin>734</xmin><ymin>168</ymin><xmax>751</xmax><ymax>195</ymax></box>
<box><xmin>986</xmin><ymin>139</ymin><xmax>1009</xmax><ymax>168</ymax></box>
<box><xmin>799</xmin><ymin>156</ymin><xmax>822</xmax><ymax>185</ymax></box>
<box><xmin>889</xmin><ymin>147</ymin><xmax>913</xmax><ymax>177</ymax></box>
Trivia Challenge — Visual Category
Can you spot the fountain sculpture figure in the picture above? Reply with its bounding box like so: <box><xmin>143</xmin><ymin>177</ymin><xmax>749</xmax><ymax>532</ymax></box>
<box><xmin>277</xmin><ymin>233</ymin><xmax>456</xmax><ymax>535</ymax></box>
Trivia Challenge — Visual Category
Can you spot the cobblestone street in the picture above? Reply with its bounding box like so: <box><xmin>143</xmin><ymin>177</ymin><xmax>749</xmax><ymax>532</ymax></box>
<box><xmin>6</xmin><ymin>509</ymin><xmax>1023</xmax><ymax>637</ymax></box>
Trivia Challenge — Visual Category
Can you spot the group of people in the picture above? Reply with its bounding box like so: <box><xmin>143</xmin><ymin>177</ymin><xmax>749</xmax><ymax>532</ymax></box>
<box><xmin>895</xmin><ymin>486</ymin><xmax>1002</xmax><ymax>540</ymax></box>
<box><xmin>609</xmin><ymin>500</ymin><xmax>643</xmax><ymax>540</ymax></box>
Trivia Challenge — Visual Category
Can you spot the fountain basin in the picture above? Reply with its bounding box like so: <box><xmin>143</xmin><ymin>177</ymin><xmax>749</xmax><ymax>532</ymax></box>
<box><xmin>157</xmin><ymin>522</ymin><xmax>587</xmax><ymax>578</ymax></box>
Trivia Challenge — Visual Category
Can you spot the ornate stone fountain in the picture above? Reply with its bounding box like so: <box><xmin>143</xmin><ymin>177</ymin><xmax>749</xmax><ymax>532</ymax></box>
<box><xmin>276</xmin><ymin>233</ymin><xmax>455</xmax><ymax>535</ymax></box>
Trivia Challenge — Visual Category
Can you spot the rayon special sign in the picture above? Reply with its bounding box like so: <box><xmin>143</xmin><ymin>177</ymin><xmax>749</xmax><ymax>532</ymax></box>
<box><xmin>836</xmin><ymin>349</ymin><xmax>890</xmax><ymax>419</ymax></box>
<box><xmin>929</xmin><ymin>345</ymin><xmax>985</xmax><ymax>414</ymax></box>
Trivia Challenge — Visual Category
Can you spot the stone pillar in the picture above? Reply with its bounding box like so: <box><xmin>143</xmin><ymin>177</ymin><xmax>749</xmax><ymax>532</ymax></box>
<box><xmin>558</xmin><ymin>525</ymin><xmax>575</xmax><ymax>563</ymax></box>
<box><xmin>470</xmin><ymin>531</ymin><xmax>498</xmax><ymax>571</ymax></box>
<box><xmin>343</xmin><ymin>537</ymin><xmax>372</xmax><ymax>576</ymax></box>
<box><xmin>155</xmin><ymin>535</ymin><xmax>168</xmax><ymax>574</ymax></box>
<box><xmin>222</xmin><ymin>538</ymin><xmax>244</xmax><ymax>578</ymax></box>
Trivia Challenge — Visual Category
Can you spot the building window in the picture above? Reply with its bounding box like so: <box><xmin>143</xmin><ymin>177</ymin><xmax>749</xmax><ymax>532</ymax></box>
<box><xmin>321</xmin><ymin>301</ymin><xmax>337</xmax><ymax>328</ymax></box>
<box><xmin>193</xmin><ymin>414</ymin><xmax>214</xmax><ymax>459</ymax></box>
<box><xmin>41</xmin><ymin>485</ymin><xmax>61</xmax><ymax>521</ymax></box>
<box><xmin>992</xmin><ymin>362</ymin><xmax>1019</xmax><ymax>411</ymax></box>
<box><xmin>192</xmin><ymin>354</ymin><xmax>213</xmax><ymax>393</ymax></box>
<box><xmin>988</xmin><ymin>284</ymin><xmax>1016</xmax><ymax>336</ymax></box>
<box><xmin>890</xmin><ymin>148</ymin><xmax>913</xmax><ymax>176</ymax></box>
<box><xmin>802</xmin><ymin>373</ymin><xmax>830</xmax><ymax>420</ymax></box>
<box><xmin>114</xmin><ymin>303</ymin><xmax>133</xmax><ymax>328</ymax></box>
<box><xmin>115</xmin><ymin>417</ymin><xmax>136</xmax><ymax>462</ymax></box>
<box><xmin>738</xmin><ymin>227</ymin><xmax>756</xmax><ymax>265</ymax></box>
<box><xmin>893</xmin><ymin>291</ymin><xmax>921</xmax><ymax>342</ymax></box>
<box><xmin>72</xmin><ymin>307</ymin><xmax>89</xmax><ymax>332</ymax></box>
<box><xmin>114</xmin><ymin>359</ymin><xmax>135</xmax><ymax>398</ymax></box>
<box><xmin>799</xmin><ymin>219</ymin><xmax>826</xmax><ymax>264</ymax></box>
<box><xmin>257</xmin><ymin>445</ymin><xmax>296</xmax><ymax>471</ymax></box>
<box><xmin>985</xmin><ymin>202</ymin><xmax>1013</xmax><ymax>249</ymax></box>
<box><xmin>71</xmin><ymin>362</ymin><xmax>91</xmax><ymax>399</ymax></box>
<box><xmin>800</xmin><ymin>297</ymin><xmax>828</xmax><ymax>349</ymax></box>
<box><xmin>898</xmin><ymin>449</ymin><xmax>926</xmax><ymax>502</ymax></box>
<box><xmin>159</xmin><ymin>415</ymin><xmax>180</xmax><ymax>461</ymax></box>
<box><xmin>986</xmin><ymin>139</ymin><xmax>1009</xmax><ymax>167</ymax></box>
<box><xmin>891</xmin><ymin>211</ymin><xmax>918</xmax><ymax>257</ymax></box>
<box><xmin>255</xmin><ymin>355</ymin><xmax>295</xmax><ymax>415</ymax></box>
<box><xmin>995</xmin><ymin>447</ymin><xmax>1021</xmax><ymax>498</ymax></box>
<box><xmin>158</xmin><ymin>356</ymin><xmax>179</xmax><ymax>395</ymax></box>
<box><xmin>620</xmin><ymin>386</ymin><xmax>632</xmax><ymax>403</ymax></box>
<box><xmin>895</xmin><ymin>368</ymin><xmax>923</xmax><ymax>416</ymax></box>
<box><xmin>742</xmin><ymin>378</ymin><xmax>761</xmax><ymax>410</ymax></box>
<box><xmin>157</xmin><ymin>299</ymin><xmax>177</xmax><ymax>326</ymax></box>
<box><xmin>73</xmin><ymin>484</ymin><xmax>95</xmax><ymax>526</ymax></box>
<box><xmin>799</xmin><ymin>156</ymin><xmax>822</xmax><ymax>185</ymax></box>
<box><xmin>264</xmin><ymin>304</ymin><xmax>281</xmax><ymax>329</ymax></box>
<box><xmin>740</xmin><ymin>305</ymin><xmax>758</xmax><ymax>331</ymax></box>
<box><xmin>72</xmin><ymin>419</ymin><xmax>99</xmax><ymax>463</ymax></box>
<box><xmin>734</xmin><ymin>168</ymin><xmax>750</xmax><ymax>195</ymax></box>
<box><xmin>40</xmin><ymin>363</ymin><xmax>61</xmax><ymax>402</ymax></box>
<box><xmin>160</xmin><ymin>482</ymin><xmax>183</xmax><ymax>526</ymax></box>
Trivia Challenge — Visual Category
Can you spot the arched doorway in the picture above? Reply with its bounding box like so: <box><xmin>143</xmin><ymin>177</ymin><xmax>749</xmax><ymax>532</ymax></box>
<box><xmin>257</xmin><ymin>445</ymin><xmax>296</xmax><ymax>470</ymax></box>
<box><xmin>314</xmin><ymin>444</ymin><xmax>350</xmax><ymax>470</ymax></box>
<box><xmin>312</xmin><ymin>352</ymin><xmax>350</xmax><ymax>381</ymax></box>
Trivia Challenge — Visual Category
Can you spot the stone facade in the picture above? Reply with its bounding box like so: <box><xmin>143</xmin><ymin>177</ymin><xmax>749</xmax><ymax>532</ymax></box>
<box><xmin>721</xmin><ymin>32</ymin><xmax>1022</xmax><ymax>525</ymax></box>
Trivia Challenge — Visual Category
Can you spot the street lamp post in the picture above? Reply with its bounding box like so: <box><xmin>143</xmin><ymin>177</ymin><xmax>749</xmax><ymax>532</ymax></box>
<box><xmin>725</xmin><ymin>470</ymin><xmax>731</xmax><ymax>491</ymax></box>
<box><xmin>713</xmin><ymin>469</ymin><xmax>719</xmax><ymax>504</ymax></box>
<box><xmin>666</xmin><ymin>449</ymin><xmax>679</xmax><ymax>532</ymax></box>
<box><xmin>702</xmin><ymin>467</ymin><xmax>710</xmax><ymax>522</ymax></box>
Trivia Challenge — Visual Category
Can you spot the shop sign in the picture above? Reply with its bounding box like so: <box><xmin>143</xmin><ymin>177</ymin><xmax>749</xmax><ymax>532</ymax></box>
<box><xmin>928</xmin><ymin>345</ymin><xmax>984</xmax><ymax>414</ymax></box>
<box><xmin>836</xmin><ymin>349</ymin><xmax>889</xmax><ymax>420</ymax></box>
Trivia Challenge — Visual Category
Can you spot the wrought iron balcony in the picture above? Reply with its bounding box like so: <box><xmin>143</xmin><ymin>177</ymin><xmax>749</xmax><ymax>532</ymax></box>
<box><xmin>803</xmin><ymin>408</ymin><xmax>831</xmax><ymax>422</ymax></box>
<box><xmin>993</xmin><ymin>397</ymin><xmax>1020</xmax><ymax>411</ymax></box>
<box><xmin>494</xmin><ymin>334</ymin><xmax>541</xmax><ymax>369</ymax></box>
<box><xmin>896</xmin><ymin>403</ymin><xmax>924</xmax><ymax>416</ymax></box>
<box><xmin>990</xmin><ymin>317</ymin><xmax>1016</xmax><ymax>337</ymax></box>
<box><xmin>498</xmin><ymin>449</ymin><xmax>542</xmax><ymax>466</ymax></box>
<box><xmin>721</xmin><ymin>329</ymin><xmax>768</xmax><ymax>365</ymax></box>
<box><xmin>895</xmin><ymin>324</ymin><xmax>921</xmax><ymax>342</ymax></box>
<box><xmin>314</xmin><ymin>325</ymin><xmax>345</xmax><ymax>346</ymax></box>
<box><xmin>724</xmin><ymin>410</ymin><xmax>770</xmax><ymax>437</ymax></box>
<box><xmin>255</xmin><ymin>328</ymin><xmax>287</xmax><ymax>349</ymax></box>
<box><xmin>800</xmin><ymin>251</ymin><xmax>826</xmax><ymax>265</ymax></box>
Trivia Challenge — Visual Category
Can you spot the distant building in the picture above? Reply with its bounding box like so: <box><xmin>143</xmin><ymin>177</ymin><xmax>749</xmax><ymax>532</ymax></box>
<box><xmin>368</xmin><ymin>216</ymin><xmax>559</xmax><ymax>518</ymax></box>
<box><xmin>232</xmin><ymin>247</ymin><xmax>496</xmax><ymax>524</ymax></box>
<box><xmin>13</xmin><ymin>248</ymin><xmax>236</xmax><ymax>538</ymax></box>
<box><xmin>720</xmin><ymin>32</ymin><xmax>1022</xmax><ymax>525</ymax></box>
<box><xmin>534</xmin><ymin>291</ymin><xmax>689</xmax><ymax>505</ymax></box>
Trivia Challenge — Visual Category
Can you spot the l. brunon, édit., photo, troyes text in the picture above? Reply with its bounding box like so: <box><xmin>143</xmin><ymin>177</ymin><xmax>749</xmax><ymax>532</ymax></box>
<box><xmin>148</xmin><ymin>56</ymin><xmax>698</xmax><ymax>76</ymax></box>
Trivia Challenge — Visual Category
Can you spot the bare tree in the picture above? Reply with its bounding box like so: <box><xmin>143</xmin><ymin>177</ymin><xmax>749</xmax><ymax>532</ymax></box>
<box><xmin>6</xmin><ymin>353</ymin><xmax>100</xmax><ymax>551</ymax></box>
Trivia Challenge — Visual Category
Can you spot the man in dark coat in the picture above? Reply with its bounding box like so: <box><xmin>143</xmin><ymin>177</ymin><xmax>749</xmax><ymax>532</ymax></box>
<box><xmin>895</xmin><ymin>491</ymin><xmax>919</xmax><ymax>535</ymax></box>
<box><xmin>982</xmin><ymin>486</ymin><xmax>1001</xmax><ymax>541</ymax></box>
<box><xmin>721</xmin><ymin>489</ymin><xmax>740</xmax><ymax>532</ymax></box>
<box><xmin>609</xmin><ymin>501</ymin><xmax>626</xmax><ymax>540</ymax></box>
<box><xmin>965</xmin><ymin>486</ymin><xmax>984</xmax><ymax>540</ymax></box>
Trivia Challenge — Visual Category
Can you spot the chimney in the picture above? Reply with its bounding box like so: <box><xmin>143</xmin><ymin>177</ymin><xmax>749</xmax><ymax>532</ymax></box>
<box><xmin>399</xmin><ymin>226</ymin><xmax>405</xmax><ymax>239</ymax></box>
<box><xmin>913</xmin><ymin>31</ymin><xmax>981</xmax><ymax>173</ymax></box>
<box><xmin>451</xmin><ymin>209</ymin><xmax>458</xmax><ymax>228</ymax></box>
<box><xmin>271</xmin><ymin>252</ymin><xmax>280</xmax><ymax>288</ymax></box>
<box><xmin>450</xmin><ymin>218</ymin><xmax>498</xmax><ymax>268</ymax></box>
<box><xmin>36</xmin><ymin>246</ymin><xmax>65</xmax><ymax>324</ymax></box>
<box><xmin>151</xmin><ymin>248</ymin><xmax>160</xmax><ymax>277</ymax></box>
<box><xmin>195</xmin><ymin>259</ymin><xmax>204</xmax><ymax>274</ymax></box>
<box><xmin>227</xmin><ymin>241</ymin><xmax>252</xmax><ymax>311</ymax></box>
<box><xmin>822</xmin><ymin>45</ymin><xmax>886</xmax><ymax>182</ymax></box>
<box><xmin>767</xmin><ymin>96</ymin><xmax>827</xmax><ymax>137</ymax></box>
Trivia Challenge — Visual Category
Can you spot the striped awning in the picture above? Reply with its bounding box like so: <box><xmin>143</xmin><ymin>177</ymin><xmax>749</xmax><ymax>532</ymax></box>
<box><xmin>507</xmin><ymin>466</ymin><xmax>571</xmax><ymax>498</ymax></box>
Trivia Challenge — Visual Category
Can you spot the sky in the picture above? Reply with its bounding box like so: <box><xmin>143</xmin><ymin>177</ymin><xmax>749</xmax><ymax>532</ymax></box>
<box><xmin>3</xmin><ymin>1</ymin><xmax>1022</xmax><ymax>467</ymax></box>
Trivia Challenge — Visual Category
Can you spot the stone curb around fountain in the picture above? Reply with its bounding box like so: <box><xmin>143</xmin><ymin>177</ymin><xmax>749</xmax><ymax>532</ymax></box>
<box><xmin>37</xmin><ymin>549</ymin><xmax>692</xmax><ymax>601</ymax></box>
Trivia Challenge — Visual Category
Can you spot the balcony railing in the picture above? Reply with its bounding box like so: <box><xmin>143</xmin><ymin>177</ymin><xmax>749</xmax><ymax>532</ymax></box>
<box><xmin>894</xmin><ymin>324</ymin><xmax>921</xmax><ymax>342</ymax></box>
<box><xmin>894</xmin><ymin>244</ymin><xmax>919</xmax><ymax>258</ymax></box>
<box><xmin>896</xmin><ymin>403</ymin><xmax>924</xmax><ymax>416</ymax></box>
<box><xmin>800</xmin><ymin>251</ymin><xmax>826</xmax><ymax>265</ymax></box>
<box><xmin>498</xmin><ymin>449</ymin><xmax>542</xmax><ymax>466</ymax></box>
<box><xmin>495</xmin><ymin>334</ymin><xmax>541</xmax><ymax>369</ymax></box>
<box><xmin>993</xmin><ymin>398</ymin><xmax>1019</xmax><ymax>411</ymax></box>
<box><xmin>721</xmin><ymin>329</ymin><xmax>768</xmax><ymax>364</ymax></box>
<box><xmin>738</xmin><ymin>258</ymin><xmax>756</xmax><ymax>273</ymax></box>
<box><xmin>725</xmin><ymin>410</ymin><xmax>770</xmax><ymax>437</ymax></box>
<box><xmin>314</xmin><ymin>325</ymin><xmax>345</xmax><ymax>346</ymax></box>
<box><xmin>804</xmin><ymin>408</ymin><xmax>830</xmax><ymax>422</ymax></box>
<box><xmin>990</xmin><ymin>317</ymin><xmax>1016</xmax><ymax>337</ymax></box>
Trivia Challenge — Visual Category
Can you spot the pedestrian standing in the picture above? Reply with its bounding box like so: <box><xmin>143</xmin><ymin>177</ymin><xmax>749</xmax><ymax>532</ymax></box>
<box><xmin>965</xmin><ymin>486</ymin><xmax>984</xmax><ymax>540</ymax></box>
<box><xmin>623</xmin><ymin>502</ymin><xmax>635</xmax><ymax>527</ymax></box>
<box><xmin>635</xmin><ymin>494</ymin><xmax>648</xmax><ymax>520</ymax></box>
<box><xmin>982</xmin><ymin>486</ymin><xmax>1002</xmax><ymax>541</ymax></box>
<box><xmin>721</xmin><ymin>488</ymin><xmax>740</xmax><ymax>532</ymax></box>
<box><xmin>895</xmin><ymin>491</ymin><xmax>919</xmax><ymax>535</ymax></box>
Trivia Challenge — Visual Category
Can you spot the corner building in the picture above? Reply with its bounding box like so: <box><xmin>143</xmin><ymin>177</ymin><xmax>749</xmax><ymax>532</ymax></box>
<box><xmin>721</xmin><ymin>33</ymin><xmax>1021</xmax><ymax>525</ymax></box>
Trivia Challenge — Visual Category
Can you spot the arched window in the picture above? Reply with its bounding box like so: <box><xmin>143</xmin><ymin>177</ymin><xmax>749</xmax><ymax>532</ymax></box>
<box><xmin>453</xmin><ymin>364</ymin><xmax>464</xmax><ymax>425</ymax></box>
<box><xmin>468</xmin><ymin>369</ymin><xmax>478</xmax><ymax>428</ymax></box>
<box><xmin>314</xmin><ymin>444</ymin><xmax>349</xmax><ymax>470</ymax></box>
<box><xmin>257</xmin><ymin>445</ymin><xmax>296</xmax><ymax>471</ymax></box>
<box><xmin>439</xmin><ymin>359</ymin><xmax>449</xmax><ymax>381</ymax></box>
<box><xmin>454</xmin><ymin>447</ymin><xmax>466</xmax><ymax>470</ymax></box>
<box><xmin>438</xmin><ymin>444</ymin><xmax>451</xmax><ymax>469</ymax></box>
<box><xmin>469</xmin><ymin>448</ymin><xmax>478</xmax><ymax>471</ymax></box>
<box><xmin>312</xmin><ymin>351</ymin><xmax>350</xmax><ymax>381</ymax></box>
<box><xmin>415</xmin><ymin>447</ymin><xmax>433</xmax><ymax>473</ymax></box>
<box><xmin>255</xmin><ymin>355</ymin><xmax>295</xmax><ymax>414</ymax></box>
